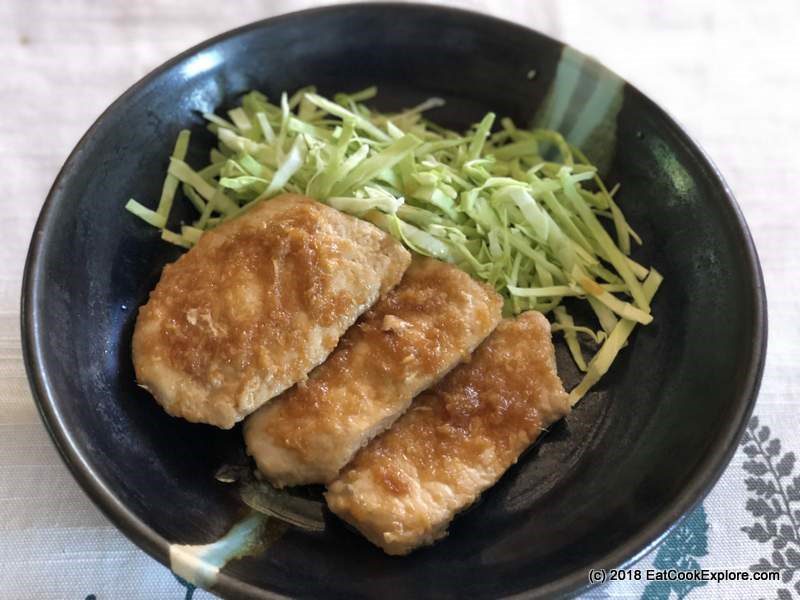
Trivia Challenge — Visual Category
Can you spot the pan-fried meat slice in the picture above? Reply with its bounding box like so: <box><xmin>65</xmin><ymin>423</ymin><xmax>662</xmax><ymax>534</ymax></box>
<box><xmin>243</xmin><ymin>257</ymin><xmax>503</xmax><ymax>487</ymax></box>
<box><xmin>132</xmin><ymin>194</ymin><xmax>411</xmax><ymax>429</ymax></box>
<box><xmin>325</xmin><ymin>311</ymin><xmax>570</xmax><ymax>555</ymax></box>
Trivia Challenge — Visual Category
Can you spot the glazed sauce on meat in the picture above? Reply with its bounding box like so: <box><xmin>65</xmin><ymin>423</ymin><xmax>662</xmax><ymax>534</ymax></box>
<box><xmin>260</xmin><ymin>257</ymin><xmax>503</xmax><ymax>460</ymax></box>
<box><xmin>350</xmin><ymin>312</ymin><xmax>570</xmax><ymax>495</ymax></box>
<box><xmin>132</xmin><ymin>194</ymin><xmax>412</xmax><ymax>428</ymax></box>
<box><xmin>138</xmin><ymin>202</ymin><xmax>347</xmax><ymax>388</ymax></box>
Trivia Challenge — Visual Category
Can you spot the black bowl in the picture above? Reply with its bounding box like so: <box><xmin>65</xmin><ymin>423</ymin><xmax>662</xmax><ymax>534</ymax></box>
<box><xmin>22</xmin><ymin>4</ymin><xmax>766</xmax><ymax>598</ymax></box>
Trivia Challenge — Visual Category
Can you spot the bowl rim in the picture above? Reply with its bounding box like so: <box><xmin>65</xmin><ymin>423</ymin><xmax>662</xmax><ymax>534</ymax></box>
<box><xmin>20</xmin><ymin>3</ymin><xmax>767</xmax><ymax>598</ymax></box>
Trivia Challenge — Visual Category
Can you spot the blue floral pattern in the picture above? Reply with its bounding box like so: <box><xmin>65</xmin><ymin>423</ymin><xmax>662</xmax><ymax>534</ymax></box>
<box><xmin>640</xmin><ymin>504</ymin><xmax>709</xmax><ymax>599</ymax></box>
<box><xmin>172</xmin><ymin>574</ymin><xmax>196</xmax><ymax>600</ymax></box>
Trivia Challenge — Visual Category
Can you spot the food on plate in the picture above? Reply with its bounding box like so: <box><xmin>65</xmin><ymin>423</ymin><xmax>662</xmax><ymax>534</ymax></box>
<box><xmin>243</xmin><ymin>257</ymin><xmax>504</xmax><ymax>487</ymax></box>
<box><xmin>127</xmin><ymin>86</ymin><xmax>661</xmax><ymax>401</ymax></box>
<box><xmin>131</xmin><ymin>194</ymin><xmax>411</xmax><ymax>428</ymax></box>
<box><xmin>325</xmin><ymin>311</ymin><xmax>570</xmax><ymax>554</ymax></box>
<box><xmin>125</xmin><ymin>84</ymin><xmax>665</xmax><ymax>555</ymax></box>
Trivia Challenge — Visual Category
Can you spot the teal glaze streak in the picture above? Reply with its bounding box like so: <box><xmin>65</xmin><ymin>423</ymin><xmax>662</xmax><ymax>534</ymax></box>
<box><xmin>535</xmin><ymin>46</ymin><xmax>584</xmax><ymax>131</ymax></box>
<box><xmin>534</xmin><ymin>46</ymin><xmax>623</xmax><ymax>174</ymax></box>
<box><xmin>169</xmin><ymin>512</ymin><xmax>266</xmax><ymax>589</ymax></box>
<box><xmin>565</xmin><ymin>73</ymin><xmax>623</xmax><ymax>152</ymax></box>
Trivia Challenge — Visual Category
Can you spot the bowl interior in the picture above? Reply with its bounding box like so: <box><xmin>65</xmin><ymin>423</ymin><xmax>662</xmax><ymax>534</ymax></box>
<box><xmin>25</xmin><ymin>5</ymin><xmax>764</xmax><ymax>599</ymax></box>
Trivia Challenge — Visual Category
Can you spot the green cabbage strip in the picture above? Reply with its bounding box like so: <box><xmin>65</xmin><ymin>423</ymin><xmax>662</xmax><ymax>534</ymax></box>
<box><xmin>125</xmin><ymin>87</ymin><xmax>661</xmax><ymax>402</ymax></box>
<box><xmin>554</xmin><ymin>306</ymin><xmax>587</xmax><ymax>372</ymax></box>
<box><xmin>568</xmin><ymin>269</ymin><xmax>663</xmax><ymax>406</ymax></box>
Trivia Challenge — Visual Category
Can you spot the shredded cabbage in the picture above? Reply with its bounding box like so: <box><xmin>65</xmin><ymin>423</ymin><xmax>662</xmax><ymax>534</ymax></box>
<box><xmin>126</xmin><ymin>86</ymin><xmax>661</xmax><ymax>402</ymax></box>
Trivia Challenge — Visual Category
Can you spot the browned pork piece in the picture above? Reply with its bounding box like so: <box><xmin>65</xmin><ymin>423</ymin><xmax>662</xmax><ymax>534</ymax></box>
<box><xmin>325</xmin><ymin>311</ymin><xmax>570</xmax><ymax>555</ymax></box>
<box><xmin>243</xmin><ymin>257</ymin><xmax>504</xmax><ymax>487</ymax></box>
<box><xmin>132</xmin><ymin>194</ymin><xmax>411</xmax><ymax>429</ymax></box>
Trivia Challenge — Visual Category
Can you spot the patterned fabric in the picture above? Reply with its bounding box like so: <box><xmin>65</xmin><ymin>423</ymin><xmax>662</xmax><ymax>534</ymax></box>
<box><xmin>741</xmin><ymin>419</ymin><xmax>800</xmax><ymax>596</ymax></box>
<box><xmin>2</xmin><ymin>1</ymin><xmax>798</xmax><ymax>598</ymax></box>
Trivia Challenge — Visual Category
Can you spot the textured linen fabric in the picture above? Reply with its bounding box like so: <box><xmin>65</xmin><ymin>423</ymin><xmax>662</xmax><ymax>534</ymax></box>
<box><xmin>1</xmin><ymin>1</ymin><xmax>798</xmax><ymax>598</ymax></box>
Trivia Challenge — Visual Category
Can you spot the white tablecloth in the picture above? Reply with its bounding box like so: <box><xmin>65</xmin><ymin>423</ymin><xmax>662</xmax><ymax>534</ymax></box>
<box><xmin>2</xmin><ymin>1</ymin><xmax>799</xmax><ymax>598</ymax></box>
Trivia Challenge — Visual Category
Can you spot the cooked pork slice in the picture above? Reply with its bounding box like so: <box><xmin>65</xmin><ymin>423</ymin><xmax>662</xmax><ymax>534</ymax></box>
<box><xmin>325</xmin><ymin>311</ymin><xmax>570</xmax><ymax>555</ymax></box>
<box><xmin>243</xmin><ymin>257</ymin><xmax>503</xmax><ymax>487</ymax></box>
<box><xmin>132</xmin><ymin>194</ymin><xmax>411</xmax><ymax>429</ymax></box>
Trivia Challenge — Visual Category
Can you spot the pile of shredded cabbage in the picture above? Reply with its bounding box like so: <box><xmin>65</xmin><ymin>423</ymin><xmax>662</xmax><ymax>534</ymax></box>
<box><xmin>127</xmin><ymin>86</ymin><xmax>661</xmax><ymax>405</ymax></box>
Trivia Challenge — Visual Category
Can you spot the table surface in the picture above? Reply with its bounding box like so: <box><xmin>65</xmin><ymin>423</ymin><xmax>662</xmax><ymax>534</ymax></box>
<box><xmin>2</xmin><ymin>1</ymin><xmax>798</xmax><ymax>598</ymax></box>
